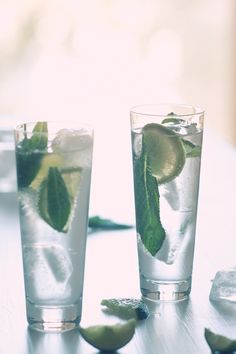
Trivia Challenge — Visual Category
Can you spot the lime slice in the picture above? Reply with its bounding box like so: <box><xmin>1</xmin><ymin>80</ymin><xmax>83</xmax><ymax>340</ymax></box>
<box><xmin>142</xmin><ymin>123</ymin><xmax>185</xmax><ymax>184</ymax></box>
<box><xmin>79</xmin><ymin>319</ymin><xmax>136</xmax><ymax>352</ymax></box>
<box><xmin>30</xmin><ymin>153</ymin><xmax>63</xmax><ymax>189</ymax></box>
<box><xmin>101</xmin><ymin>298</ymin><xmax>149</xmax><ymax>320</ymax></box>
<box><xmin>204</xmin><ymin>328</ymin><xmax>236</xmax><ymax>352</ymax></box>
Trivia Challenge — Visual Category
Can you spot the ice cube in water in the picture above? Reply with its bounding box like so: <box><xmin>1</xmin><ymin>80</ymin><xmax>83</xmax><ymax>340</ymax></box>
<box><xmin>52</xmin><ymin>128</ymin><xmax>93</xmax><ymax>167</ymax></box>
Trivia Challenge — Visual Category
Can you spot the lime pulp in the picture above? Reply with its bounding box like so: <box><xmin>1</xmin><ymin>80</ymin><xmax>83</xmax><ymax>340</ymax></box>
<box><xmin>142</xmin><ymin>123</ymin><xmax>185</xmax><ymax>184</ymax></box>
<box><xmin>79</xmin><ymin>319</ymin><xmax>136</xmax><ymax>351</ymax></box>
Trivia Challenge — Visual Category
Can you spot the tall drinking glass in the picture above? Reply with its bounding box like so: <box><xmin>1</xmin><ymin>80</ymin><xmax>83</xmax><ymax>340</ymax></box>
<box><xmin>14</xmin><ymin>121</ymin><xmax>93</xmax><ymax>332</ymax></box>
<box><xmin>130</xmin><ymin>104</ymin><xmax>204</xmax><ymax>301</ymax></box>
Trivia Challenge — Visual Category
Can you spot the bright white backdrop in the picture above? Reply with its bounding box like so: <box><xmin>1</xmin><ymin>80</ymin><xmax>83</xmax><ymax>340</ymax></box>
<box><xmin>0</xmin><ymin>0</ymin><xmax>235</xmax><ymax>220</ymax></box>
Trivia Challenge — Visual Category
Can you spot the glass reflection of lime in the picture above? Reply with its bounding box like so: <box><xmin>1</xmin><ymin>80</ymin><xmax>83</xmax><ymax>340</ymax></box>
<box><xmin>142</xmin><ymin>123</ymin><xmax>185</xmax><ymax>184</ymax></box>
<box><xmin>79</xmin><ymin>319</ymin><xmax>136</xmax><ymax>352</ymax></box>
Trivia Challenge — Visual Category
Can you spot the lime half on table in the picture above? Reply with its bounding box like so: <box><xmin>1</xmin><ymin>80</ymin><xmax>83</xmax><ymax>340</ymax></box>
<box><xmin>80</xmin><ymin>319</ymin><xmax>136</xmax><ymax>352</ymax></box>
<box><xmin>142</xmin><ymin>123</ymin><xmax>185</xmax><ymax>184</ymax></box>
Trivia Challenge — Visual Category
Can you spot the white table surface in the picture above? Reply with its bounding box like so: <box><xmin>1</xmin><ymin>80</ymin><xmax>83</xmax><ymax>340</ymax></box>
<box><xmin>0</xmin><ymin>127</ymin><xmax>235</xmax><ymax>354</ymax></box>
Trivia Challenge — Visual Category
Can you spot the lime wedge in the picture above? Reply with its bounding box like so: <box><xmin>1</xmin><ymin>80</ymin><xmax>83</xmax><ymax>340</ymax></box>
<box><xmin>79</xmin><ymin>319</ymin><xmax>136</xmax><ymax>352</ymax></box>
<box><xmin>204</xmin><ymin>328</ymin><xmax>236</xmax><ymax>352</ymax></box>
<box><xmin>30</xmin><ymin>154</ymin><xmax>62</xmax><ymax>189</ymax></box>
<box><xmin>142</xmin><ymin>123</ymin><xmax>185</xmax><ymax>184</ymax></box>
<box><xmin>101</xmin><ymin>298</ymin><xmax>149</xmax><ymax>320</ymax></box>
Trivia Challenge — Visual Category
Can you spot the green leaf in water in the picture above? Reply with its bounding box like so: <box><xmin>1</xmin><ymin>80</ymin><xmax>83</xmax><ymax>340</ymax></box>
<box><xmin>38</xmin><ymin>167</ymin><xmax>71</xmax><ymax>232</ymax></box>
<box><xmin>16</xmin><ymin>152</ymin><xmax>42</xmax><ymax>188</ymax></box>
<box><xmin>16</xmin><ymin>122</ymin><xmax>48</xmax><ymax>188</ymax></box>
<box><xmin>31</xmin><ymin>121</ymin><xmax>48</xmax><ymax>150</ymax></box>
<box><xmin>134</xmin><ymin>137</ymin><xmax>166</xmax><ymax>256</ymax></box>
<box><xmin>182</xmin><ymin>139</ymin><xmax>201</xmax><ymax>157</ymax></box>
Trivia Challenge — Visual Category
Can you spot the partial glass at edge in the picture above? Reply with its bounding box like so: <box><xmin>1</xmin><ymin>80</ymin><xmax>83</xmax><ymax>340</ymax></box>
<box><xmin>14</xmin><ymin>121</ymin><xmax>93</xmax><ymax>332</ymax></box>
<box><xmin>130</xmin><ymin>104</ymin><xmax>204</xmax><ymax>301</ymax></box>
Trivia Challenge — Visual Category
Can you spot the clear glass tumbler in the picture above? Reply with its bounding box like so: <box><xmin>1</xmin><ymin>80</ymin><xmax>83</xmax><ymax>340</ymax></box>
<box><xmin>14</xmin><ymin>121</ymin><xmax>93</xmax><ymax>332</ymax></box>
<box><xmin>130</xmin><ymin>104</ymin><xmax>204</xmax><ymax>301</ymax></box>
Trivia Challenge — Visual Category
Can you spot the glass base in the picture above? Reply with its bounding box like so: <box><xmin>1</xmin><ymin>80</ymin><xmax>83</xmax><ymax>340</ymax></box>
<box><xmin>26</xmin><ymin>301</ymin><xmax>81</xmax><ymax>333</ymax></box>
<box><xmin>140</xmin><ymin>275</ymin><xmax>191</xmax><ymax>302</ymax></box>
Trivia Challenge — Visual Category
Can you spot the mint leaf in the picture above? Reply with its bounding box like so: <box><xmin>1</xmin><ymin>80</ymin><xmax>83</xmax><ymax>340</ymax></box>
<box><xmin>134</xmin><ymin>138</ymin><xmax>166</xmax><ymax>256</ymax></box>
<box><xmin>43</xmin><ymin>167</ymin><xmax>71</xmax><ymax>232</ymax></box>
<box><xmin>16</xmin><ymin>122</ymin><xmax>48</xmax><ymax>188</ymax></box>
<box><xmin>31</xmin><ymin>121</ymin><xmax>48</xmax><ymax>150</ymax></box>
<box><xmin>16</xmin><ymin>151</ymin><xmax>42</xmax><ymax>188</ymax></box>
<box><xmin>88</xmin><ymin>216</ymin><xmax>133</xmax><ymax>230</ymax></box>
<box><xmin>182</xmin><ymin>139</ymin><xmax>201</xmax><ymax>157</ymax></box>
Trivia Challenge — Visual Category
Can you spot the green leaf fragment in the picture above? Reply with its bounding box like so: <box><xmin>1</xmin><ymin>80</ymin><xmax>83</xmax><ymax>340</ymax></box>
<box><xmin>31</xmin><ymin>121</ymin><xmax>48</xmax><ymax>150</ymax></box>
<box><xmin>39</xmin><ymin>167</ymin><xmax>71</xmax><ymax>232</ymax></box>
<box><xmin>16</xmin><ymin>152</ymin><xmax>42</xmax><ymax>188</ymax></box>
<box><xmin>47</xmin><ymin>167</ymin><xmax>71</xmax><ymax>232</ymax></box>
<box><xmin>88</xmin><ymin>216</ymin><xmax>133</xmax><ymax>230</ymax></box>
<box><xmin>134</xmin><ymin>138</ymin><xmax>166</xmax><ymax>256</ymax></box>
<box><xmin>16</xmin><ymin>122</ymin><xmax>48</xmax><ymax>188</ymax></box>
<box><xmin>182</xmin><ymin>139</ymin><xmax>201</xmax><ymax>158</ymax></box>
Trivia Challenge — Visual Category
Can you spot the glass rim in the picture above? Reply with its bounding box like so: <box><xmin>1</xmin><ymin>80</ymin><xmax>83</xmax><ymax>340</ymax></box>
<box><xmin>130</xmin><ymin>103</ymin><xmax>205</xmax><ymax>117</ymax></box>
<box><xmin>14</xmin><ymin>121</ymin><xmax>93</xmax><ymax>134</ymax></box>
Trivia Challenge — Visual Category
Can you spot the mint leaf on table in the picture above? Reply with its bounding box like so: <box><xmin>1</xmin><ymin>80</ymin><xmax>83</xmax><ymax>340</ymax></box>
<box><xmin>16</xmin><ymin>122</ymin><xmax>48</xmax><ymax>188</ymax></box>
<box><xmin>134</xmin><ymin>139</ymin><xmax>166</xmax><ymax>256</ymax></box>
<box><xmin>39</xmin><ymin>167</ymin><xmax>71</xmax><ymax>232</ymax></box>
<box><xmin>88</xmin><ymin>216</ymin><xmax>133</xmax><ymax>230</ymax></box>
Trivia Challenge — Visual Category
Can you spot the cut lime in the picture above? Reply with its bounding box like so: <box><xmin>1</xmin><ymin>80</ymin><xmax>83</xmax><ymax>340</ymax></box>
<box><xmin>101</xmin><ymin>298</ymin><xmax>149</xmax><ymax>320</ymax></box>
<box><xmin>204</xmin><ymin>328</ymin><xmax>236</xmax><ymax>352</ymax></box>
<box><xmin>142</xmin><ymin>123</ymin><xmax>185</xmax><ymax>184</ymax></box>
<box><xmin>79</xmin><ymin>319</ymin><xmax>136</xmax><ymax>352</ymax></box>
<box><xmin>30</xmin><ymin>154</ymin><xmax>63</xmax><ymax>189</ymax></box>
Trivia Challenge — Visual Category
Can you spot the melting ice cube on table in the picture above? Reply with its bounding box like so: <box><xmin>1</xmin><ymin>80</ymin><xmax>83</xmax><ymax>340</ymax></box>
<box><xmin>210</xmin><ymin>267</ymin><xmax>236</xmax><ymax>302</ymax></box>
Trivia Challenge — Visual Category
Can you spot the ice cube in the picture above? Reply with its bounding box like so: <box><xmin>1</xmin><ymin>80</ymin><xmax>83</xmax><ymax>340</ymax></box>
<box><xmin>178</xmin><ymin>122</ymin><xmax>198</xmax><ymax>135</ymax></box>
<box><xmin>43</xmin><ymin>244</ymin><xmax>73</xmax><ymax>283</ymax></box>
<box><xmin>161</xmin><ymin>181</ymin><xmax>180</xmax><ymax>211</ymax></box>
<box><xmin>157</xmin><ymin>199</ymin><xmax>192</xmax><ymax>264</ymax></box>
<box><xmin>210</xmin><ymin>267</ymin><xmax>236</xmax><ymax>302</ymax></box>
<box><xmin>52</xmin><ymin>129</ymin><xmax>92</xmax><ymax>152</ymax></box>
<box><xmin>23</xmin><ymin>244</ymin><xmax>73</xmax><ymax>301</ymax></box>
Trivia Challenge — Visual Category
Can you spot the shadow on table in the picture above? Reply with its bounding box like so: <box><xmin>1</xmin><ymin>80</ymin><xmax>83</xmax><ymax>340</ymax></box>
<box><xmin>25</xmin><ymin>327</ymin><xmax>82</xmax><ymax>354</ymax></box>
